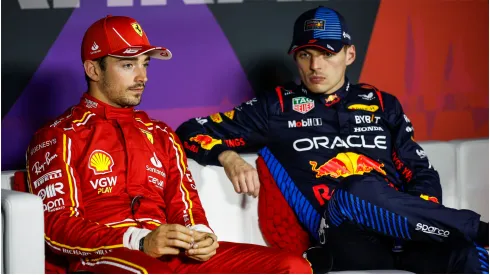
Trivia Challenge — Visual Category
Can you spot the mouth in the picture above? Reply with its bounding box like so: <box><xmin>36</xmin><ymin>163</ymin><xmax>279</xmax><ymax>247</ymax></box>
<box><xmin>309</xmin><ymin>76</ymin><xmax>325</xmax><ymax>84</ymax></box>
<box><xmin>128</xmin><ymin>87</ymin><xmax>145</xmax><ymax>93</ymax></box>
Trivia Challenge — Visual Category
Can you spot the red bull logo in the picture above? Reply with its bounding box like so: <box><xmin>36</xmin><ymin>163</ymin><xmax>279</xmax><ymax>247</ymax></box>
<box><xmin>420</xmin><ymin>194</ymin><xmax>439</xmax><ymax>204</ymax></box>
<box><xmin>189</xmin><ymin>134</ymin><xmax>222</xmax><ymax>150</ymax></box>
<box><xmin>324</xmin><ymin>94</ymin><xmax>340</xmax><ymax>107</ymax></box>
<box><xmin>310</xmin><ymin>152</ymin><xmax>386</xmax><ymax>179</ymax></box>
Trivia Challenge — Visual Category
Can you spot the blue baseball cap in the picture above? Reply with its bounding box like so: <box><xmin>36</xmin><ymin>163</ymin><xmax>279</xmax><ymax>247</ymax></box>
<box><xmin>288</xmin><ymin>6</ymin><xmax>352</xmax><ymax>54</ymax></box>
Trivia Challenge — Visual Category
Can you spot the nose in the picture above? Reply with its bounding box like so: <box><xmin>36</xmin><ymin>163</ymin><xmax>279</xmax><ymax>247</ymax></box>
<box><xmin>310</xmin><ymin>55</ymin><xmax>323</xmax><ymax>71</ymax></box>
<box><xmin>135</xmin><ymin>65</ymin><xmax>148</xmax><ymax>83</ymax></box>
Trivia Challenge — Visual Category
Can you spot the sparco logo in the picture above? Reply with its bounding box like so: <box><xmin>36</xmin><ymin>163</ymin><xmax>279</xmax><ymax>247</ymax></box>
<box><xmin>415</xmin><ymin>223</ymin><xmax>450</xmax><ymax>237</ymax></box>
<box><xmin>293</xmin><ymin>135</ymin><xmax>387</xmax><ymax>151</ymax></box>
<box><xmin>288</xmin><ymin>118</ymin><xmax>322</xmax><ymax>128</ymax></box>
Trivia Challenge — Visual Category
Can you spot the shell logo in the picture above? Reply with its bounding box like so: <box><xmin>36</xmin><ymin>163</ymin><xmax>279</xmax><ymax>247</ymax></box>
<box><xmin>88</xmin><ymin>150</ymin><xmax>115</xmax><ymax>175</ymax></box>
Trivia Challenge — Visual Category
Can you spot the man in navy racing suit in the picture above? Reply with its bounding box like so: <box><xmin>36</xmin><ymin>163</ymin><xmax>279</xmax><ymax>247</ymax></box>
<box><xmin>176</xmin><ymin>6</ymin><xmax>489</xmax><ymax>273</ymax></box>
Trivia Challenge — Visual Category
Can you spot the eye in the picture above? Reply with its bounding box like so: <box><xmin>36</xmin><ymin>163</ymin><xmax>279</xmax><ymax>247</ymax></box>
<box><xmin>323</xmin><ymin>52</ymin><xmax>334</xmax><ymax>57</ymax></box>
<box><xmin>298</xmin><ymin>52</ymin><xmax>310</xmax><ymax>59</ymax></box>
<box><xmin>122</xmin><ymin>63</ymin><xmax>134</xmax><ymax>69</ymax></box>
<box><xmin>143</xmin><ymin>63</ymin><xmax>150</xmax><ymax>68</ymax></box>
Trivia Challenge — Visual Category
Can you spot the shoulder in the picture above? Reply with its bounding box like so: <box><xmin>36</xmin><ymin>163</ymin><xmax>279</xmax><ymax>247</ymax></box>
<box><xmin>349</xmin><ymin>83</ymin><xmax>401</xmax><ymax>113</ymax></box>
<box><xmin>133</xmin><ymin>110</ymin><xmax>175</xmax><ymax>136</ymax></box>
<box><xmin>34</xmin><ymin>105</ymin><xmax>89</xmax><ymax>137</ymax></box>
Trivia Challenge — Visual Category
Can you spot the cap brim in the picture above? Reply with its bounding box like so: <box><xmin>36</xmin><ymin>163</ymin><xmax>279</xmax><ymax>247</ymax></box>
<box><xmin>109</xmin><ymin>45</ymin><xmax>172</xmax><ymax>60</ymax></box>
<box><xmin>288</xmin><ymin>40</ymin><xmax>344</xmax><ymax>54</ymax></box>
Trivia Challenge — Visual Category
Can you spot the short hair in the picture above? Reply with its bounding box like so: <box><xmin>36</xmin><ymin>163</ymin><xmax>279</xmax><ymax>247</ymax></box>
<box><xmin>84</xmin><ymin>56</ymin><xmax>108</xmax><ymax>86</ymax></box>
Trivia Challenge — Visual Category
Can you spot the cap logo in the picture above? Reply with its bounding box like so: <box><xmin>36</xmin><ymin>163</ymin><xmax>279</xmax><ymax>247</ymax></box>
<box><xmin>131</xmin><ymin>23</ymin><xmax>143</xmax><ymax>36</ymax></box>
<box><xmin>304</xmin><ymin>19</ymin><xmax>325</xmax><ymax>31</ymax></box>
<box><xmin>343</xmin><ymin>31</ymin><xmax>351</xmax><ymax>40</ymax></box>
<box><xmin>91</xmin><ymin>42</ymin><xmax>99</xmax><ymax>51</ymax></box>
<box><xmin>90</xmin><ymin>41</ymin><xmax>101</xmax><ymax>55</ymax></box>
<box><xmin>123</xmin><ymin>48</ymin><xmax>140</xmax><ymax>54</ymax></box>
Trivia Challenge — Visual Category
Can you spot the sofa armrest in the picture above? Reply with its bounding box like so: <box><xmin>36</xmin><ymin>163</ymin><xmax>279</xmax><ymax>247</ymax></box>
<box><xmin>2</xmin><ymin>189</ymin><xmax>44</xmax><ymax>274</ymax></box>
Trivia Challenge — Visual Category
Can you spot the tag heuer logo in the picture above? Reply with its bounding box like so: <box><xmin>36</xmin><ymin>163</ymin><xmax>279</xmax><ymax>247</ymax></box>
<box><xmin>292</xmin><ymin>97</ymin><xmax>315</xmax><ymax>114</ymax></box>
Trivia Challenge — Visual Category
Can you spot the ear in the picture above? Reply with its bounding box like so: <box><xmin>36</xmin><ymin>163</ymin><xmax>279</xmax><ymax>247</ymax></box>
<box><xmin>345</xmin><ymin>45</ymin><xmax>356</xmax><ymax>66</ymax></box>
<box><xmin>84</xmin><ymin>60</ymin><xmax>101</xmax><ymax>82</ymax></box>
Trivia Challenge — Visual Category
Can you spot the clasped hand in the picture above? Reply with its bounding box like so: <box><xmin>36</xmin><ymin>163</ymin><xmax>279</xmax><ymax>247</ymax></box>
<box><xmin>143</xmin><ymin>224</ymin><xmax>218</xmax><ymax>261</ymax></box>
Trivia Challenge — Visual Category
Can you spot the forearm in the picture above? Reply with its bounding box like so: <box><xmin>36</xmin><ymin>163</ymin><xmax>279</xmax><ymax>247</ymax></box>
<box><xmin>218</xmin><ymin>150</ymin><xmax>241</xmax><ymax>166</ymax></box>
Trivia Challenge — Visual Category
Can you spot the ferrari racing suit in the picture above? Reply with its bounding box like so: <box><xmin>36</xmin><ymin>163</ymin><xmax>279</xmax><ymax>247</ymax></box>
<box><xmin>26</xmin><ymin>93</ymin><xmax>312</xmax><ymax>274</ymax></box>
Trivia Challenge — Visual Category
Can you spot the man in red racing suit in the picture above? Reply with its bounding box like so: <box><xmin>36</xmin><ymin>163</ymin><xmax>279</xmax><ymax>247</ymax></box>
<box><xmin>26</xmin><ymin>15</ymin><xmax>312</xmax><ymax>274</ymax></box>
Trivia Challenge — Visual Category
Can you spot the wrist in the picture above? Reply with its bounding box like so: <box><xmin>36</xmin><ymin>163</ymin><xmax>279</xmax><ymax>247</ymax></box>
<box><xmin>218</xmin><ymin>150</ymin><xmax>239</xmax><ymax>166</ymax></box>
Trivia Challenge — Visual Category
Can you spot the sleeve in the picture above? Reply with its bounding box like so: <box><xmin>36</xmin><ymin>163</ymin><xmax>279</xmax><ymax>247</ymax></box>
<box><xmin>175</xmin><ymin>95</ymin><xmax>271</xmax><ymax>166</ymax></box>
<box><xmin>388</xmin><ymin>97</ymin><xmax>443</xmax><ymax>203</ymax></box>
<box><xmin>156</xmin><ymin>124</ymin><xmax>211</xmax><ymax>231</ymax></box>
<box><xmin>27</xmin><ymin>128</ymin><xmax>150</xmax><ymax>258</ymax></box>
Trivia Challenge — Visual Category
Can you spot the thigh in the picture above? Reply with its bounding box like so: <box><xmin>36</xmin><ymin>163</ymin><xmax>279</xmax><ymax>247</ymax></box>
<box><xmin>169</xmin><ymin>241</ymin><xmax>312</xmax><ymax>274</ymax></box>
<box><xmin>327</xmin><ymin>222</ymin><xmax>395</xmax><ymax>271</ymax></box>
<box><xmin>71</xmin><ymin>248</ymin><xmax>173</xmax><ymax>274</ymax></box>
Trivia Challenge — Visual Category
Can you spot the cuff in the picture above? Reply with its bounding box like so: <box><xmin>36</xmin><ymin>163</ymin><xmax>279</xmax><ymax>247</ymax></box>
<box><xmin>203</xmin><ymin>145</ymin><xmax>230</xmax><ymax>166</ymax></box>
<box><xmin>190</xmin><ymin>224</ymin><xmax>213</xmax><ymax>234</ymax></box>
<box><xmin>123</xmin><ymin>227</ymin><xmax>151</xmax><ymax>250</ymax></box>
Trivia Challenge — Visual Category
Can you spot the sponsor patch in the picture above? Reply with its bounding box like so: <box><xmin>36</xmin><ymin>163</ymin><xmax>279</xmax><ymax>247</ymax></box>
<box><xmin>140</xmin><ymin>129</ymin><xmax>154</xmax><ymax>144</ymax></box>
<box><xmin>224</xmin><ymin>138</ymin><xmax>246</xmax><ymax>148</ymax></box>
<box><xmin>30</xmin><ymin>138</ymin><xmax>57</xmax><ymax>156</ymax></box>
<box><xmin>358</xmin><ymin>92</ymin><xmax>375</xmax><ymax>100</ymax></box>
<box><xmin>348</xmin><ymin>104</ymin><xmax>379</xmax><ymax>112</ymax></box>
<box><xmin>150</xmin><ymin>152</ymin><xmax>162</xmax><ymax>168</ymax></box>
<box><xmin>224</xmin><ymin>110</ymin><xmax>235</xmax><ymax>120</ymax></box>
<box><xmin>190</xmin><ymin>134</ymin><xmax>222</xmax><ymax>150</ymax></box>
<box><xmin>32</xmin><ymin>152</ymin><xmax>58</xmax><ymax>175</ymax></box>
<box><xmin>37</xmin><ymin>182</ymin><xmax>64</xmax><ymax>199</ymax></box>
<box><xmin>33</xmin><ymin>169</ymin><xmax>62</xmax><ymax>188</ymax></box>
<box><xmin>292</xmin><ymin>97</ymin><xmax>315</xmax><ymax>114</ymax></box>
<box><xmin>89</xmin><ymin>150</ymin><xmax>114</xmax><ymax>175</ymax></box>
<box><xmin>210</xmin><ymin>113</ymin><xmax>223</xmax><ymax>123</ymax></box>
<box><xmin>288</xmin><ymin>118</ymin><xmax>322</xmax><ymax>128</ymax></box>
<box><xmin>304</xmin><ymin>19</ymin><xmax>325</xmax><ymax>31</ymax></box>
<box><xmin>415</xmin><ymin>223</ymin><xmax>449</xmax><ymax>237</ymax></box>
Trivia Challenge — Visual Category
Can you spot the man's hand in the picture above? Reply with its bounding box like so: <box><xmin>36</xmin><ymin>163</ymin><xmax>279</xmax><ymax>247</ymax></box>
<box><xmin>142</xmin><ymin>224</ymin><xmax>194</xmax><ymax>258</ymax></box>
<box><xmin>185</xmin><ymin>231</ymin><xmax>219</xmax><ymax>262</ymax></box>
<box><xmin>218</xmin><ymin>150</ymin><xmax>260</xmax><ymax>197</ymax></box>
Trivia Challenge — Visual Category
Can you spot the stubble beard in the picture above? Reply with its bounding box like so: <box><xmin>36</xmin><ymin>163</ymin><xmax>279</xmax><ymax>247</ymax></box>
<box><xmin>102</xmin><ymin>77</ymin><xmax>142</xmax><ymax>108</ymax></box>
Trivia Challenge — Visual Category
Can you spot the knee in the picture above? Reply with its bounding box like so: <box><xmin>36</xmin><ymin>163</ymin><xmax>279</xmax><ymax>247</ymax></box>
<box><xmin>275</xmin><ymin>254</ymin><xmax>312</xmax><ymax>274</ymax></box>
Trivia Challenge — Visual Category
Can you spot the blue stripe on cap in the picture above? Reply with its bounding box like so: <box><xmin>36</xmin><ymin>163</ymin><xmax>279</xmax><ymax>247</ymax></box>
<box><xmin>313</xmin><ymin>7</ymin><xmax>342</xmax><ymax>40</ymax></box>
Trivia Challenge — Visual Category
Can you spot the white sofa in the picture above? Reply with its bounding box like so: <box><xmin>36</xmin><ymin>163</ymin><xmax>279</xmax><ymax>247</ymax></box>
<box><xmin>2</xmin><ymin>139</ymin><xmax>488</xmax><ymax>273</ymax></box>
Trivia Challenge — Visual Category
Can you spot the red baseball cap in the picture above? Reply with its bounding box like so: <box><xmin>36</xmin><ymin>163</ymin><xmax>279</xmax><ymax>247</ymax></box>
<box><xmin>81</xmin><ymin>15</ymin><xmax>172</xmax><ymax>62</ymax></box>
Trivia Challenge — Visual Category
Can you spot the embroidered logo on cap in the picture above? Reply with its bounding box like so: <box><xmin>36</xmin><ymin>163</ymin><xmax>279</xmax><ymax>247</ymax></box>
<box><xmin>304</xmin><ymin>19</ymin><xmax>325</xmax><ymax>31</ymax></box>
<box><xmin>131</xmin><ymin>23</ymin><xmax>143</xmax><ymax>36</ymax></box>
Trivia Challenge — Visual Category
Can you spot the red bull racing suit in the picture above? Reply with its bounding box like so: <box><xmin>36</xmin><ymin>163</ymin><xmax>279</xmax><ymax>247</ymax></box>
<box><xmin>176</xmin><ymin>80</ymin><xmax>488</xmax><ymax>273</ymax></box>
<box><xmin>26</xmin><ymin>93</ymin><xmax>312</xmax><ymax>274</ymax></box>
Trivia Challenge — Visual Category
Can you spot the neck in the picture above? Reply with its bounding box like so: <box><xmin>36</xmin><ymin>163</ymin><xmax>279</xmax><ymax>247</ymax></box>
<box><xmin>323</xmin><ymin>76</ymin><xmax>345</xmax><ymax>95</ymax></box>
<box><xmin>87</xmin><ymin>84</ymin><xmax>123</xmax><ymax>108</ymax></box>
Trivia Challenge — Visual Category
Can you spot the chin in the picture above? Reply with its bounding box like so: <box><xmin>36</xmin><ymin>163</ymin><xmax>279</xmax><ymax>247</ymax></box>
<box><xmin>307</xmin><ymin>84</ymin><xmax>330</xmax><ymax>94</ymax></box>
